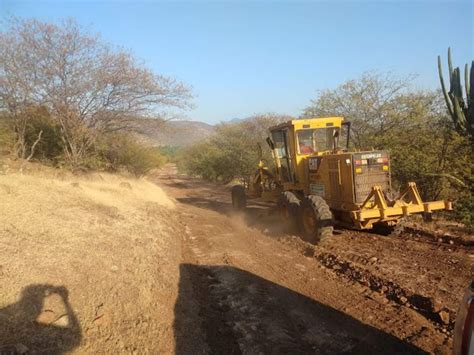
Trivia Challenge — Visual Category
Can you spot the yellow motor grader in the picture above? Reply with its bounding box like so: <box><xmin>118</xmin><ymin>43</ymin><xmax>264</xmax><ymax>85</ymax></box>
<box><xmin>231</xmin><ymin>116</ymin><xmax>452</xmax><ymax>243</ymax></box>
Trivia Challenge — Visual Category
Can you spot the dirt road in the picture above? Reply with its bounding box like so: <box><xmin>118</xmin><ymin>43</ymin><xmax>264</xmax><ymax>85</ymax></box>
<box><xmin>155</xmin><ymin>164</ymin><xmax>473</xmax><ymax>355</ymax></box>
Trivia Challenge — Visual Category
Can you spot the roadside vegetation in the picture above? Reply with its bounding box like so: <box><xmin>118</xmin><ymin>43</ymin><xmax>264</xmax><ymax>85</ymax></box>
<box><xmin>177</xmin><ymin>113</ymin><xmax>290</xmax><ymax>184</ymax></box>
<box><xmin>180</xmin><ymin>72</ymin><xmax>473</xmax><ymax>227</ymax></box>
<box><xmin>0</xmin><ymin>18</ymin><xmax>192</xmax><ymax>176</ymax></box>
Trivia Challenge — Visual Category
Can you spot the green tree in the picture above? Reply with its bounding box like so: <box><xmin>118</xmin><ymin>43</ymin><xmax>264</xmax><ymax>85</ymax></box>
<box><xmin>180</xmin><ymin>113</ymin><xmax>289</xmax><ymax>184</ymax></box>
<box><xmin>302</xmin><ymin>72</ymin><xmax>426</xmax><ymax>149</ymax></box>
<box><xmin>96</xmin><ymin>133</ymin><xmax>165</xmax><ymax>177</ymax></box>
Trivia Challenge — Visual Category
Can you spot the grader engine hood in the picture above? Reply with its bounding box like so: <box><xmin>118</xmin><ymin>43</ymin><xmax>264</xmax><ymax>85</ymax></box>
<box><xmin>306</xmin><ymin>150</ymin><xmax>391</xmax><ymax>206</ymax></box>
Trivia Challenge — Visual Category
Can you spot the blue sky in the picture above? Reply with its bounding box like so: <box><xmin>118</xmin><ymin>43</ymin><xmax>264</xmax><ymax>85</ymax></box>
<box><xmin>1</xmin><ymin>0</ymin><xmax>472</xmax><ymax>124</ymax></box>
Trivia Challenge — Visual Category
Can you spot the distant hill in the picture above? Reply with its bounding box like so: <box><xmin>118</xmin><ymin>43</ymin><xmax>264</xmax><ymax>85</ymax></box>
<box><xmin>133</xmin><ymin>118</ymin><xmax>215</xmax><ymax>147</ymax></box>
<box><xmin>226</xmin><ymin>117</ymin><xmax>246</xmax><ymax>124</ymax></box>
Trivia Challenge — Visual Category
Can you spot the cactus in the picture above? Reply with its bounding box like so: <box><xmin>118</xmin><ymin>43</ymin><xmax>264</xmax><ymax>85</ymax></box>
<box><xmin>437</xmin><ymin>47</ymin><xmax>474</xmax><ymax>138</ymax></box>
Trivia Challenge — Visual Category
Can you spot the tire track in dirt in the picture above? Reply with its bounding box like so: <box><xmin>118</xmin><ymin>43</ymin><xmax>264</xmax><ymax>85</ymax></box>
<box><xmin>281</xmin><ymin>237</ymin><xmax>449</xmax><ymax>323</ymax></box>
<box><xmin>178</xmin><ymin>216</ymin><xmax>242</xmax><ymax>354</ymax></box>
<box><xmin>278</xmin><ymin>231</ymin><xmax>470</xmax><ymax>330</ymax></box>
<box><xmin>400</xmin><ymin>226</ymin><xmax>474</xmax><ymax>251</ymax></box>
<box><xmin>313</xmin><ymin>250</ymin><xmax>453</xmax><ymax>330</ymax></box>
<box><xmin>177</xmin><ymin>218</ymin><xmax>427</xmax><ymax>355</ymax></box>
<box><xmin>236</xmin><ymin>199</ymin><xmax>470</xmax><ymax>351</ymax></box>
<box><xmin>253</xmin><ymin>216</ymin><xmax>471</xmax><ymax>327</ymax></box>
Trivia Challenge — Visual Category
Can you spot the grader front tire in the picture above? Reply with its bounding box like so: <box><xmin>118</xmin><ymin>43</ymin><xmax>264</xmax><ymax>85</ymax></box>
<box><xmin>299</xmin><ymin>195</ymin><xmax>333</xmax><ymax>244</ymax></box>
<box><xmin>277</xmin><ymin>191</ymin><xmax>300</xmax><ymax>230</ymax></box>
<box><xmin>231</xmin><ymin>185</ymin><xmax>247</xmax><ymax>210</ymax></box>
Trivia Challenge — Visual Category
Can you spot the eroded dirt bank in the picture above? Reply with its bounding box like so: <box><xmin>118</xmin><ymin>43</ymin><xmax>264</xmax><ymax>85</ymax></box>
<box><xmin>0</xmin><ymin>169</ymin><xmax>181</xmax><ymax>354</ymax></box>
<box><xmin>155</xmin><ymin>164</ymin><xmax>473</xmax><ymax>354</ymax></box>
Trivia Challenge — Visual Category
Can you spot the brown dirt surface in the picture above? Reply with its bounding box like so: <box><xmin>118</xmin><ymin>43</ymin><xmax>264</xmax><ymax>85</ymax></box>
<box><xmin>0</xmin><ymin>167</ymin><xmax>179</xmax><ymax>353</ymax></box>
<box><xmin>1</xmin><ymin>162</ymin><xmax>472</xmax><ymax>354</ymax></box>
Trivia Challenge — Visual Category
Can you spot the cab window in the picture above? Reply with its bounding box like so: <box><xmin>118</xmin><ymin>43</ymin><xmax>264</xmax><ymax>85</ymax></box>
<box><xmin>297</xmin><ymin>127</ymin><xmax>338</xmax><ymax>154</ymax></box>
<box><xmin>271</xmin><ymin>129</ymin><xmax>294</xmax><ymax>183</ymax></box>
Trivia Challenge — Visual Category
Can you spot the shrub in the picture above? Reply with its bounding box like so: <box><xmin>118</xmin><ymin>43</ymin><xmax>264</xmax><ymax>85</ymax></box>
<box><xmin>0</xmin><ymin>114</ymin><xmax>15</xmax><ymax>154</ymax></box>
<box><xmin>24</xmin><ymin>108</ymin><xmax>63</xmax><ymax>162</ymax></box>
<box><xmin>179</xmin><ymin>114</ymin><xmax>288</xmax><ymax>183</ymax></box>
<box><xmin>156</xmin><ymin>145</ymin><xmax>180</xmax><ymax>162</ymax></box>
<box><xmin>97</xmin><ymin>133</ymin><xmax>166</xmax><ymax>177</ymax></box>
<box><xmin>453</xmin><ymin>192</ymin><xmax>474</xmax><ymax>228</ymax></box>
<box><xmin>0</xmin><ymin>107</ymin><xmax>63</xmax><ymax>162</ymax></box>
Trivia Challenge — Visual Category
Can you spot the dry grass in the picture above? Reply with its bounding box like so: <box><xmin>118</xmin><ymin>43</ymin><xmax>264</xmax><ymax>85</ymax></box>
<box><xmin>0</xmin><ymin>165</ymin><xmax>183</xmax><ymax>353</ymax></box>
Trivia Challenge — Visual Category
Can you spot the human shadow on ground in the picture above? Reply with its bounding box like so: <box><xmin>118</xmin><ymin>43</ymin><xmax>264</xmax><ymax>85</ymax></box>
<box><xmin>0</xmin><ymin>284</ymin><xmax>81</xmax><ymax>355</ymax></box>
<box><xmin>174</xmin><ymin>263</ymin><xmax>427</xmax><ymax>355</ymax></box>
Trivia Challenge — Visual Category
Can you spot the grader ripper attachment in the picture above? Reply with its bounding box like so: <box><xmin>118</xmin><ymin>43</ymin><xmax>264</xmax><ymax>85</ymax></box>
<box><xmin>231</xmin><ymin>116</ymin><xmax>452</xmax><ymax>243</ymax></box>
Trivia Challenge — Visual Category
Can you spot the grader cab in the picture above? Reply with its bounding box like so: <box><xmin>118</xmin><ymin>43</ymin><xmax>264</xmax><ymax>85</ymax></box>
<box><xmin>231</xmin><ymin>117</ymin><xmax>452</xmax><ymax>243</ymax></box>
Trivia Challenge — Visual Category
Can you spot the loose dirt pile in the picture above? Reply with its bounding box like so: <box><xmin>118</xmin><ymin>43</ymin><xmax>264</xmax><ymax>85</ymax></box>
<box><xmin>0</xmin><ymin>168</ymin><xmax>180</xmax><ymax>353</ymax></box>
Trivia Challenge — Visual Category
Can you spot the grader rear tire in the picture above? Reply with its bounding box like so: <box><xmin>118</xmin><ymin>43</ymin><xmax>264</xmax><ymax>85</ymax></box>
<box><xmin>298</xmin><ymin>195</ymin><xmax>333</xmax><ymax>244</ymax></box>
<box><xmin>231</xmin><ymin>185</ymin><xmax>247</xmax><ymax>210</ymax></box>
<box><xmin>277</xmin><ymin>191</ymin><xmax>300</xmax><ymax>230</ymax></box>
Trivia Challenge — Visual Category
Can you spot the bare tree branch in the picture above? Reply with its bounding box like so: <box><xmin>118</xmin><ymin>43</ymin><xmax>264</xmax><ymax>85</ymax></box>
<box><xmin>0</xmin><ymin>17</ymin><xmax>193</xmax><ymax>165</ymax></box>
<box><xmin>19</xmin><ymin>129</ymin><xmax>42</xmax><ymax>173</ymax></box>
